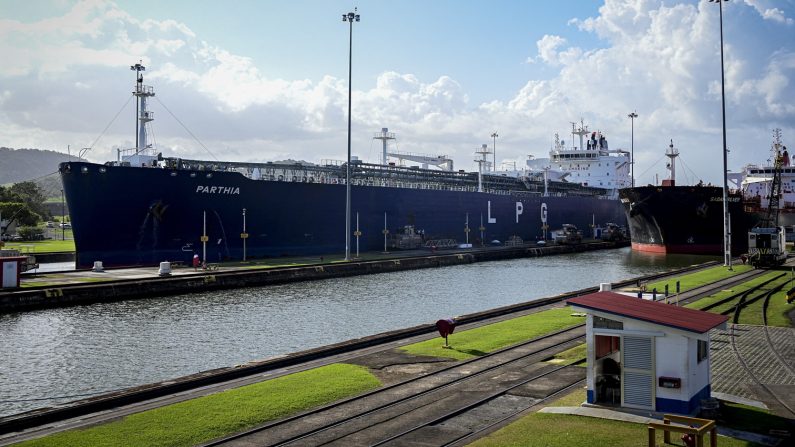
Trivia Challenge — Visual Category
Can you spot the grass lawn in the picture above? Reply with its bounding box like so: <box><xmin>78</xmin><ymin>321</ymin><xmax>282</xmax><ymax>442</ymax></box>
<box><xmin>766</xmin><ymin>288</ymin><xmax>795</xmax><ymax>327</ymax></box>
<box><xmin>21</xmin><ymin>277</ymin><xmax>108</xmax><ymax>288</ymax></box>
<box><xmin>645</xmin><ymin>264</ymin><xmax>753</xmax><ymax>295</ymax></box>
<box><xmin>685</xmin><ymin>272</ymin><xmax>794</xmax><ymax>327</ymax></box>
<box><xmin>469</xmin><ymin>390</ymin><xmax>761</xmax><ymax>447</ymax></box>
<box><xmin>469</xmin><ymin>412</ymin><xmax>759</xmax><ymax>447</ymax></box>
<box><xmin>544</xmin><ymin>343</ymin><xmax>586</xmax><ymax>367</ymax></box>
<box><xmin>17</xmin><ymin>363</ymin><xmax>381</xmax><ymax>447</ymax></box>
<box><xmin>3</xmin><ymin>238</ymin><xmax>75</xmax><ymax>253</ymax></box>
<box><xmin>401</xmin><ymin>307</ymin><xmax>585</xmax><ymax>361</ymax></box>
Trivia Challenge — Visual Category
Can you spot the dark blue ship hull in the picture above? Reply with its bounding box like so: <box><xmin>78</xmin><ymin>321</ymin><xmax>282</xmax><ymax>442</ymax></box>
<box><xmin>61</xmin><ymin>161</ymin><xmax>626</xmax><ymax>268</ymax></box>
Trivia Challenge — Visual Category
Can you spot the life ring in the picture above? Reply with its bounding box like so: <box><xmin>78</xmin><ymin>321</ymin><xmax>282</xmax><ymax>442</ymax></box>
<box><xmin>292</xmin><ymin>176</ymin><xmax>297</xmax><ymax>182</ymax></box>
<box><xmin>278</xmin><ymin>175</ymin><xmax>284</xmax><ymax>181</ymax></box>
<box><xmin>309</xmin><ymin>177</ymin><xmax>315</xmax><ymax>183</ymax></box>
<box><xmin>302</xmin><ymin>176</ymin><xmax>307</xmax><ymax>182</ymax></box>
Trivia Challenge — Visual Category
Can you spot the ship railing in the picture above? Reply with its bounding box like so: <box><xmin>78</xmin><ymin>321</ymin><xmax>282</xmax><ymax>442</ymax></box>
<box><xmin>320</xmin><ymin>159</ymin><xmax>346</xmax><ymax>167</ymax></box>
<box><xmin>118</xmin><ymin>146</ymin><xmax>158</xmax><ymax>159</ymax></box>
<box><xmin>246</xmin><ymin>171</ymin><xmax>603</xmax><ymax>198</ymax></box>
<box><xmin>135</xmin><ymin>84</ymin><xmax>154</xmax><ymax>95</ymax></box>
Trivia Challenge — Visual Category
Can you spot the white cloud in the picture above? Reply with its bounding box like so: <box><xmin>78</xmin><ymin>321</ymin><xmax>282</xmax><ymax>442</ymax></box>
<box><xmin>744</xmin><ymin>0</ymin><xmax>794</xmax><ymax>25</ymax></box>
<box><xmin>534</xmin><ymin>35</ymin><xmax>567</xmax><ymax>65</ymax></box>
<box><xmin>0</xmin><ymin>0</ymin><xmax>793</xmax><ymax>186</ymax></box>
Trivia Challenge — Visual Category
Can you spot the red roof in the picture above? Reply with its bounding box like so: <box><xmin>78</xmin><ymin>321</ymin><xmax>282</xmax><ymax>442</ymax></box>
<box><xmin>566</xmin><ymin>291</ymin><xmax>728</xmax><ymax>334</ymax></box>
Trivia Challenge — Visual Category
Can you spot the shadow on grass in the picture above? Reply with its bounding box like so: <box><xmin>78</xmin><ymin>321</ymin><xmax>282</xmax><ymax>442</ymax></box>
<box><xmin>452</xmin><ymin>348</ymin><xmax>488</xmax><ymax>357</ymax></box>
<box><xmin>719</xmin><ymin>401</ymin><xmax>794</xmax><ymax>435</ymax></box>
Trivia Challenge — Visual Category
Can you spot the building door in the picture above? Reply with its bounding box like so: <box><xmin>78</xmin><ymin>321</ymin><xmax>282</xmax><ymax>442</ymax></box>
<box><xmin>594</xmin><ymin>335</ymin><xmax>621</xmax><ymax>405</ymax></box>
<box><xmin>2</xmin><ymin>261</ymin><xmax>17</xmax><ymax>288</ymax></box>
<box><xmin>622</xmin><ymin>335</ymin><xmax>654</xmax><ymax>409</ymax></box>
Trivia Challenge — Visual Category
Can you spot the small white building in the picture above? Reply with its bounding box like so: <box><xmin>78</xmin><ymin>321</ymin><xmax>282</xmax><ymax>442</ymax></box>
<box><xmin>567</xmin><ymin>291</ymin><xmax>728</xmax><ymax>414</ymax></box>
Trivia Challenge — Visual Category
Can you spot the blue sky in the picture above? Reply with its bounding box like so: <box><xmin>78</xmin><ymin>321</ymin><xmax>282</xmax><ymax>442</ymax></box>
<box><xmin>1</xmin><ymin>0</ymin><xmax>794</xmax><ymax>185</ymax></box>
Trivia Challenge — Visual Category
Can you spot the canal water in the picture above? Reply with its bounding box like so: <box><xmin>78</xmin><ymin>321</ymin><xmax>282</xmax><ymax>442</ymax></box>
<box><xmin>0</xmin><ymin>248</ymin><xmax>717</xmax><ymax>418</ymax></box>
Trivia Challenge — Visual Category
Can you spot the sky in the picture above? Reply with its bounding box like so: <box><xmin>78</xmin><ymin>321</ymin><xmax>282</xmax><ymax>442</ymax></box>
<box><xmin>0</xmin><ymin>0</ymin><xmax>793</xmax><ymax>186</ymax></box>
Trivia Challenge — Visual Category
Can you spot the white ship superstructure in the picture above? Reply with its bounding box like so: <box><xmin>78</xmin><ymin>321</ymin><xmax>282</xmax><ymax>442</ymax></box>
<box><xmin>730</xmin><ymin>129</ymin><xmax>795</xmax><ymax>225</ymax></box>
<box><xmin>503</xmin><ymin>121</ymin><xmax>631</xmax><ymax>195</ymax></box>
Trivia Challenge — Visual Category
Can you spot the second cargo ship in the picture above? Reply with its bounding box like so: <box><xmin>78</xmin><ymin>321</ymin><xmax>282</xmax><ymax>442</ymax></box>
<box><xmin>619</xmin><ymin>140</ymin><xmax>752</xmax><ymax>255</ymax></box>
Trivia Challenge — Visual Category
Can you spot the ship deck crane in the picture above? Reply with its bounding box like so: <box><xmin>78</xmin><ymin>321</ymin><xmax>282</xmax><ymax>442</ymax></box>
<box><xmin>373</xmin><ymin>128</ymin><xmax>454</xmax><ymax>171</ymax></box>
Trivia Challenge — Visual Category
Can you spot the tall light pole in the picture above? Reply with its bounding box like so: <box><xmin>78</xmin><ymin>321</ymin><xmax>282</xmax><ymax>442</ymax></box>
<box><xmin>711</xmin><ymin>0</ymin><xmax>731</xmax><ymax>269</ymax></box>
<box><xmin>343</xmin><ymin>7</ymin><xmax>360</xmax><ymax>262</ymax></box>
<box><xmin>628</xmin><ymin>111</ymin><xmax>638</xmax><ymax>187</ymax></box>
<box><xmin>490</xmin><ymin>132</ymin><xmax>498</xmax><ymax>172</ymax></box>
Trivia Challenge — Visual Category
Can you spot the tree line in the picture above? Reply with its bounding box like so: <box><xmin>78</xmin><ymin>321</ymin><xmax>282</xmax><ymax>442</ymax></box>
<box><xmin>0</xmin><ymin>181</ymin><xmax>51</xmax><ymax>239</ymax></box>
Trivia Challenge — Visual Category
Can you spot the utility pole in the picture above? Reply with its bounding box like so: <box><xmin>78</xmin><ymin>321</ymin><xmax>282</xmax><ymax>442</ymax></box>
<box><xmin>628</xmin><ymin>111</ymin><xmax>638</xmax><ymax>187</ymax></box>
<box><xmin>241</xmin><ymin>208</ymin><xmax>247</xmax><ymax>261</ymax></box>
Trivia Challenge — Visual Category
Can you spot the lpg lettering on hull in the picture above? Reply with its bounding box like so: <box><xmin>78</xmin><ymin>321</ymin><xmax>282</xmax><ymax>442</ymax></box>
<box><xmin>487</xmin><ymin>201</ymin><xmax>496</xmax><ymax>224</ymax></box>
<box><xmin>195</xmin><ymin>186</ymin><xmax>241</xmax><ymax>195</ymax></box>
<box><xmin>516</xmin><ymin>202</ymin><xmax>524</xmax><ymax>223</ymax></box>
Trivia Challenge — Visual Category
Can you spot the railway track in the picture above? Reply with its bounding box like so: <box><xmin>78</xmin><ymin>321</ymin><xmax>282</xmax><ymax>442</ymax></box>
<box><xmin>203</xmin><ymin>325</ymin><xmax>586</xmax><ymax>446</ymax></box>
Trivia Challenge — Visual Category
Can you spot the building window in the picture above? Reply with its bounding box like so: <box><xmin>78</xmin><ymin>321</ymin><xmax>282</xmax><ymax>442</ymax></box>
<box><xmin>697</xmin><ymin>340</ymin><xmax>708</xmax><ymax>363</ymax></box>
<box><xmin>594</xmin><ymin>316</ymin><xmax>623</xmax><ymax>330</ymax></box>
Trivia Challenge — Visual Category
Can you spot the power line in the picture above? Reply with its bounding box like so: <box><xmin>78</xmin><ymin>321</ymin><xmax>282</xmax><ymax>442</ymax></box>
<box><xmin>87</xmin><ymin>95</ymin><xmax>135</xmax><ymax>153</ymax></box>
<box><xmin>636</xmin><ymin>154</ymin><xmax>667</xmax><ymax>183</ymax></box>
<box><xmin>154</xmin><ymin>96</ymin><xmax>218</xmax><ymax>161</ymax></box>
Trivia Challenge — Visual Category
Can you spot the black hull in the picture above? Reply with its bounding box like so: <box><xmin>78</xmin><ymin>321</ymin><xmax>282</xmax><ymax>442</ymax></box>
<box><xmin>619</xmin><ymin>186</ymin><xmax>754</xmax><ymax>255</ymax></box>
<box><xmin>61</xmin><ymin>161</ymin><xmax>627</xmax><ymax>268</ymax></box>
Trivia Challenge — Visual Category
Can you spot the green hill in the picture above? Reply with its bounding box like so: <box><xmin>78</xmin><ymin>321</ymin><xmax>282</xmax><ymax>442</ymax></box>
<box><xmin>0</xmin><ymin>147</ymin><xmax>75</xmax><ymax>184</ymax></box>
<box><xmin>0</xmin><ymin>147</ymin><xmax>77</xmax><ymax>199</ymax></box>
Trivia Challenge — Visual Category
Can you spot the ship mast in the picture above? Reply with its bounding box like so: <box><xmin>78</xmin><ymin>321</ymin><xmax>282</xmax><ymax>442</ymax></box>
<box><xmin>373</xmin><ymin>128</ymin><xmax>396</xmax><ymax>165</ymax></box>
<box><xmin>475</xmin><ymin>144</ymin><xmax>492</xmax><ymax>192</ymax></box>
<box><xmin>131</xmin><ymin>61</ymin><xmax>155</xmax><ymax>154</ymax></box>
<box><xmin>570</xmin><ymin>119</ymin><xmax>589</xmax><ymax>151</ymax></box>
<box><xmin>665</xmin><ymin>139</ymin><xmax>679</xmax><ymax>185</ymax></box>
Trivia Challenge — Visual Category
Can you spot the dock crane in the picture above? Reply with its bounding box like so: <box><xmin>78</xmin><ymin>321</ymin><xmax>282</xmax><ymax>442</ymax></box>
<box><xmin>748</xmin><ymin>129</ymin><xmax>788</xmax><ymax>267</ymax></box>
